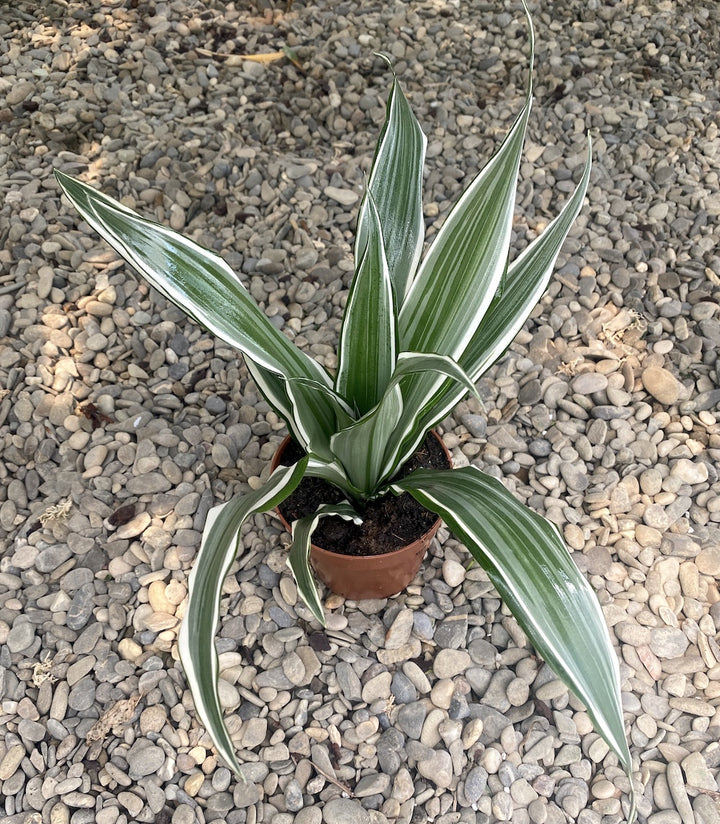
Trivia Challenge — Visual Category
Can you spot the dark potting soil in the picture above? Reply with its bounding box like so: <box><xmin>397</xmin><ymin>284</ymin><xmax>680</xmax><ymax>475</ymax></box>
<box><xmin>276</xmin><ymin>432</ymin><xmax>450</xmax><ymax>557</ymax></box>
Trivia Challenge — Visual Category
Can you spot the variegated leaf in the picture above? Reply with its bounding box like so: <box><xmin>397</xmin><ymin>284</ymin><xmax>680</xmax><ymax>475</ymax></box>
<box><xmin>359</xmin><ymin>60</ymin><xmax>427</xmax><ymax>301</ymax></box>
<box><xmin>394</xmin><ymin>465</ymin><xmax>634</xmax><ymax>785</ymax></box>
<box><xmin>287</xmin><ymin>502</ymin><xmax>362</xmax><ymax>625</ymax></box>
<box><xmin>336</xmin><ymin>193</ymin><xmax>397</xmax><ymax>416</ymax></box>
<box><xmin>178</xmin><ymin>459</ymin><xmax>307</xmax><ymax>776</ymax></box>
<box><xmin>54</xmin><ymin>171</ymin><xmax>333</xmax><ymax>391</ymax></box>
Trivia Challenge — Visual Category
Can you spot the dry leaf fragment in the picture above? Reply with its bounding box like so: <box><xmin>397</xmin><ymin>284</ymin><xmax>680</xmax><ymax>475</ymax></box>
<box><xmin>225</xmin><ymin>52</ymin><xmax>286</xmax><ymax>66</ymax></box>
<box><xmin>85</xmin><ymin>694</ymin><xmax>142</xmax><ymax>744</ymax></box>
<box><xmin>196</xmin><ymin>47</ymin><xmax>284</xmax><ymax>64</ymax></box>
<box><xmin>39</xmin><ymin>499</ymin><xmax>72</xmax><ymax>525</ymax></box>
<box><xmin>78</xmin><ymin>402</ymin><xmax>113</xmax><ymax>429</ymax></box>
<box><xmin>32</xmin><ymin>651</ymin><xmax>57</xmax><ymax>687</ymax></box>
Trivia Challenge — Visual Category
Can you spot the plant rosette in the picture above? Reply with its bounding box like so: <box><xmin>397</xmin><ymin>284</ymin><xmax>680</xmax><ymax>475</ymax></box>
<box><xmin>54</xmin><ymin>7</ymin><xmax>636</xmax><ymax>820</ymax></box>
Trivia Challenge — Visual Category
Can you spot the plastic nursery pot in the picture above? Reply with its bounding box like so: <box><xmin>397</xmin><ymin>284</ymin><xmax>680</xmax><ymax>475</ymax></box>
<box><xmin>270</xmin><ymin>431</ymin><xmax>451</xmax><ymax>601</ymax></box>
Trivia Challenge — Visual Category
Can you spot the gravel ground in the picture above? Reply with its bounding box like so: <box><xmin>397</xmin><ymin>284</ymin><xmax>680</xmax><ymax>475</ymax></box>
<box><xmin>1</xmin><ymin>1</ymin><xmax>720</xmax><ymax>822</ymax></box>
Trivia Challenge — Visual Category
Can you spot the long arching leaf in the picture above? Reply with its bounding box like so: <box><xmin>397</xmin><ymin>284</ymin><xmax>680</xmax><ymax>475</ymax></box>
<box><xmin>394</xmin><ymin>465</ymin><xmax>635</xmax><ymax>817</ymax></box>
<box><xmin>178</xmin><ymin>459</ymin><xmax>307</xmax><ymax>776</ymax></box>
<box><xmin>288</xmin><ymin>502</ymin><xmax>362</xmax><ymax>625</ymax></box>
<box><xmin>389</xmin><ymin>137</ymin><xmax>593</xmax><ymax>466</ymax></box>
<box><xmin>54</xmin><ymin>170</ymin><xmax>333</xmax><ymax>391</ymax></box>
<box><xmin>397</xmin><ymin>14</ymin><xmax>534</xmax><ymax>360</ymax></box>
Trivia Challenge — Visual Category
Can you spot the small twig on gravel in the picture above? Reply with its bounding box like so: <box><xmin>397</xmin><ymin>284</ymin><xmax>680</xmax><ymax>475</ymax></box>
<box><xmin>289</xmin><ymin>751</ymin><xmax>354</xmax><ymax>797</ymax></box>
<box><xmin>195</xmin><ymin>48</ymin><xmax>286</xmax><ymax>64</ymax></box>
<box><xmin>194</xmin><ymin>46</ymin><xmax>303</xmax><ymax>70</ymax></box>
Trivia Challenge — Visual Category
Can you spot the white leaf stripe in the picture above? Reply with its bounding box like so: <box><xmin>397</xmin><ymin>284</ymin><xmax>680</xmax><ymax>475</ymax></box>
<box><xmin>178</xmin><ymin>460</ymin><xmax>308</xmax><ymax>776</ymax></box>
<box><xmin>394</xmin><ymin>466</ymin><xmax>632</xmax><ymax>773</ymax></box>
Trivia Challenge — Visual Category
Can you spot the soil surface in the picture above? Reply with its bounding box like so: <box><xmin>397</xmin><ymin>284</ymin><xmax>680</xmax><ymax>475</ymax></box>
<box><xmin>277</xmin><ymin>432</ymin><xmax>450</xmax><ymax>556</ymax></box>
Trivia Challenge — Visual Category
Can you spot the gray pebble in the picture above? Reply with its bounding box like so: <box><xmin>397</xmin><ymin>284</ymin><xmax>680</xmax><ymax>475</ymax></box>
<box><xmin>376</xmin><ymin>727</ymin><xmax>406</xmax><ymax>776</ymax></box>
<box><xmin>354</xmin><ymin>772</ymin><xmax>391</xmax><ymax>797</ymax></box>
<box><xmin>591</xmin><ymin>405</ymin><xmax>633</xmax><ymax>420</ymax></box>
<box><xmin>127</xmin><ymin>741</ymin><xmax>166</xmax><ymax>780</ymax></box>
<box><xmin>396</xmin><ymin>702</ymin><xmax>428</xmax><ymax>739</ymax></box>
<box><xmin>413</xmin><ymin>611</ymin><xmax>435</xmax><ymax>640</ymax></box>
<box><xmin>448</xmin><ymin>693</ymin><xmax>470</xmax><ymax>720</ymax></box>
<box><xmin>66</xmin><ymin>582</ymin><xmax>96</xmax><ymax>630</ymax></box>
<box><xmin>650</xmin><ymin>627</ymin><xmax>690</xmax><ymax>659</ymax></box>
<box><xmin>464</xmin><ymin>766</ymin><xmax>488</xmax><ymax>804</ymax></box>
<box><xmin>336</xmin><ymin>661</ymin><xmax>362</xmax><ymax>702</ymax></box>
<box><xmin>7</xmin><ymin>620</ymin><xmax>35</xmax><ymax>653</ymax></box>
<box><xmin>384</xmin><ymin>608</ymin><xmax>414</xmax><ymax>649</ymax></box>
<box><xmin>322</xmin><ymin>798</ymin><xmax>370</xmax><ymax>824</ymax></box>
<box><xmin>205</xmin><ymin>395</ymin><xmax>226</xmax><ymax>414</ymax></box>
<box><xmin>284</xmin><ymin>778</ymin><xmax>304</xmax><ymax>811</ymax></box>
<box><xmin>435</xmin><ymin>614</ymin><xmax>468</xmax><ymax>649</ymax></box>
<box><xmin>571</xmin><ymin>373</ymin><xmax>608</xmax><ymax>394</ymax></box>
<box><xmin>18</xmin><ymin>718</ymin><xmax>46</xmax><ymax>743</ymax></box>
<box><xmin>517</xmin><ymin>379</ymin><xmax>542</xmax><ymax>405</ymax></box>
<box><xmin>461</xmin><ymin>414</ymin><xmax>487</xmax><ymax>439</ymax></box>
<box><xmin>67</xmin><ymin>677</ymin><xmax>96</xmax><ymax>711</ymax></box>
<box><xmin>391</xmin><ymin>671</ymin><xmax>418</xmax><ymax>703</ymax></box>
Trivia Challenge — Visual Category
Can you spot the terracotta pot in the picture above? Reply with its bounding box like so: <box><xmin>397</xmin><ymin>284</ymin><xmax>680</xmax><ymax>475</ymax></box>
<box><xmin>271</xmin><ymin>431</ymin><xmax>450</xmax><ymax>600</ymax></box>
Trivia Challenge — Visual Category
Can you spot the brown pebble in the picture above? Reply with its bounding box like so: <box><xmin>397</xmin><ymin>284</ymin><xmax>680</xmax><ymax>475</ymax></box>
<box><xmin>642</xmin><ymin>367</ymin><xmax>682</xmax><ymax>405</ymax></box>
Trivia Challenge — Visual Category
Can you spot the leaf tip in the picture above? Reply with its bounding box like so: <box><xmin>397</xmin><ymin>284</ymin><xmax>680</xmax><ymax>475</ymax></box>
<box><xmin>373</xmin><ymin>51</ymin><xmax>394</xmax><ymax>71</ymax></box>
<box><xmin>519</xmin><ymin>0</ymin><xmax>535</xmax><ymax>98</ymax></box>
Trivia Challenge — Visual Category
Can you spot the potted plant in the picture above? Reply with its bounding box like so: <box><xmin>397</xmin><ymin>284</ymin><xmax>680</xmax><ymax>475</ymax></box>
<box><xmin>54</xmin><ymin>10</ymin><xmax>635</xmax><ymax>819</ymax></box>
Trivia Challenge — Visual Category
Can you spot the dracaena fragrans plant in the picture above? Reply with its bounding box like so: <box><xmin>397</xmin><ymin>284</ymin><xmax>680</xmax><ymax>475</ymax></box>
<box><xmin>55</xmin><ymin>11</ymin><xmax>635</xmax><ymax>819</ymax></box>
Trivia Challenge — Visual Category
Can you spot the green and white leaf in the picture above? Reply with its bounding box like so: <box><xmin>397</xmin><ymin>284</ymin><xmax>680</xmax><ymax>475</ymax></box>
<box><xmin>54</xmin><ymin>170</ymin><xmax>333</xmax><ymax>392</ymax></box>
<box><xmin>331</xmin><ymin>384</ymin><xmax>404</xmax><ymax>493</ymax></box>
<box><xmin>287</xmin><ymin>502</ymin><xmax>362</xmax><ymax>625</ymax></box>
<box><xmin>304</xmin><ymin>456</ymin><xmax>362</xmax><ymax>499</ymax></box>
<box><xmin>392</xmin><ymin>137</ymin><xmax>593</xmax><ymax>457</ymax></box>
<box><xmin>178</xmin><ymin>459</ymin><xmax>307</xmax><ymax>777</ymax></box>
<box><xmin>393</xmin><ymin>465</ymin><xmax>633</xmax><ymax>777</ymax></box>
<box><xmin>244</xmin><ymin>360</ymin><xmax>307</xmax><ymax>449</ymax></box>
<box><xmin>285</xmin><ymin>377</ymin><xmax>354</xmax><ymax>463</ymax></box>
<box><xmin>336</xmin><ymin>193</ymin><xmax>397</xmax><ymax>416</ymax></box>
<box><xmin>387</xmin><ymin>18</ymin><xmax>534</xmax><ymax>469</ymax></box>
<box><xmin>358</xmin><ymin>61</ymin><xmax>427</xmax><ymax>302</ymax></box>
<box><xmin>392</xmin><ymin>352</ymin><xmax>480</xmax><ymax>398</ymax></box>
<box><xmin>374</xmin><ymin>352</ymin><xmax>480</xmax><ymax>486</ymax></box>
<box><xmin>459</xmin><ymin>135</ymin><xmax>593</xmax><ymax>383</ymax></box>
<box><xmin>398</xmin><ymin>20</ymin><xmax>534</xmax><ymax>361</ymax></box>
